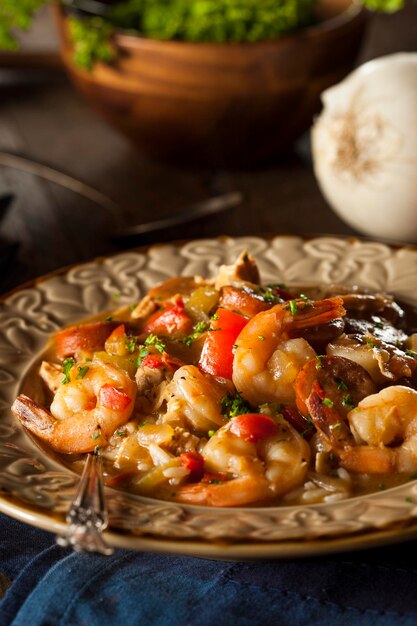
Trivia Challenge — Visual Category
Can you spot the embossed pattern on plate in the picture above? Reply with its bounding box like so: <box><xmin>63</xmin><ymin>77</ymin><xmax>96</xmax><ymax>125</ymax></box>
<box><xmin>2</xmin><ymin>236</ymin><xmax>417</xmax><ymax>555</ymax></box>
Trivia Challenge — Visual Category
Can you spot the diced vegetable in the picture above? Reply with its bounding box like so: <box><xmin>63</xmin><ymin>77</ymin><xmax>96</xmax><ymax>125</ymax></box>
<box><xmin>94</xmin><ymin>351</ymin><xmax>138</xmax><ymax>377</ymax></box>
<box><xmin>55</xmin><ymin>321</ymin><xmax>118</xmax><ymax>357</ymax></box>
<box><xmin>198</xmin><ymin>308</ymin><xmax>248</xmax><ymax>379</ymax></box>
<box><xmin>141</xmin><ymin>352</ymin><xmax>182</xmax><ymax>370</ymax></box>
<box><xmin>185</xmin><ymin>286</ymin><xmax>219</xmax><ymax>320</ymax></box>
<box><xmin>105</xmin><ymin>324</ymin><xmax>130</xmax><ymax>356</ymax></box>
<box><xmin>137</xmin><ymin>423</ymin><xmax>175</xmax><ymax>446</ymax></box>
<box><xmin>134</xmin><ymin>459</ymin><xmax>182</xmax><ymax>495</ymax></box>
<box><xmin>144</xmin><ymin>300</ymin><xmax>193</xmax><ymax>337</ymax></box>
<box><xmin>179</xmin><ymin>452</ymin><xmax>205</xmax><ymax>475</ymax></box>
<box><xmin>98</xmin><ymin>384</ymin><xmax>132</xmax><ymax>411</ymax></box>
<box><xmin>230</xmin><ymin>413</ymin><xmax>279</xmax><ymax>442</ymax></box>
<box><xmin>141</xmin><ymin>354</ymin><xmax>165</xmax><ymax>369</ymax></box>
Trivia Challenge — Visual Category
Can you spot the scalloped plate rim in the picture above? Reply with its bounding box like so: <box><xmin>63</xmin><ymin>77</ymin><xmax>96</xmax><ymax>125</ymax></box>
<box><xmin>2</xmin><ymin>233</ymin><xmax>417</xmax><ymax>559</ymax></box>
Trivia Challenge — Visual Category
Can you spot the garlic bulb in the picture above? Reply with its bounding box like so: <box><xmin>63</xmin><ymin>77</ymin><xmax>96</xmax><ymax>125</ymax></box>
<box><xmin>312</xmin><ymin>53</ymin><xmax>417</xmax><ymax>242</ymax></box>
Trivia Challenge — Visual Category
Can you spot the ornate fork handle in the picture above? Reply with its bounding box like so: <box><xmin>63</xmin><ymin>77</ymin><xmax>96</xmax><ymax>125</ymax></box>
<box><xmin>56</xmin><ymin>453</ymin><xmax>114</xmax><ymax>555</ymax></box>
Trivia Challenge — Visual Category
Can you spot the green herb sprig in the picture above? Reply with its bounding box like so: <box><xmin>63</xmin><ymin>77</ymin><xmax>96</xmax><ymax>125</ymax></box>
<box><xmin>221</xmin><ymin>391</ymin><xmax>251</xmax><ymax>419</ymax></box>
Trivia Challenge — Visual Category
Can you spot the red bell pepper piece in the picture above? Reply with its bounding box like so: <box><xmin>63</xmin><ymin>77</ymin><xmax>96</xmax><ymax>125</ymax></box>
<box><xmin>179</xmin><ymin>452</ymin><xmax>205</xmax><ymax>475</ymax></box>
<box><xmin>198</xmin><ymin>308</ymin><xmax>248</xmax><ymax>380</ymax></box>
<box><xmin>141</xmin><ymin>354</ymin><xmax>165</xmax><ymax>369</ymax></box>
<box><xmin>141</xmin><ymin>352</ymin><xmax>183</xmax><ymax>370</ymax></box>
<box><xmin>144</xmin><ymin>300</ymin><xmax>193</xmax><ymax>337</ymax></box>
<box><xmin>230</xmin><ymin>413</ymin><xmax>279</xmax><ymax>442</ymax></box>
<box><xmin>98</xmin><ymin>384</ymin><xmax>132</xmax><ymax>412</ymax></box>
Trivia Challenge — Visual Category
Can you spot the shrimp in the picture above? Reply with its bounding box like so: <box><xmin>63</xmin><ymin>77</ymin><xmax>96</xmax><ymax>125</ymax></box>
<box><xmin>12</xmin><ymin>359</ymin><xmax>136</xmax><ymax>454</ymax></box>
<box><xmin>297</xmin><ymin>358</ymin><xmax>417</xmax><ymax>473</ymax></box>
<box><xmin>232</xmin><ymin>297</ymin><xmax>346</xmax><ymax>405</ymax></box>
<box><xmin>164</xmin><ymin>365</ymin><xmax>229</xmax><ymax>433</ymax></box>
<box><xmin>175</xmin><ymin>413</ymin><xmax>310</xmax><ymax>506</ymax></box>
<box><xmin>341</xmin><ymin>386</ymin><xmax>417</xmax><ymax>474</ymax></box>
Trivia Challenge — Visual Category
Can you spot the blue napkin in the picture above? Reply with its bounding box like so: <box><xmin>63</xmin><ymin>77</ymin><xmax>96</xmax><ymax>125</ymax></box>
<box><xmin>1</xmin><ymin>512</ymin><xmax>417</xmax><ymax>626</ymax></box>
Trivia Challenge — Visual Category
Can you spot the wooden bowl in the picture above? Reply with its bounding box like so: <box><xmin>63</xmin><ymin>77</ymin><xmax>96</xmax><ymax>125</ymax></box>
<box><xmin>55</xmin><ymin>1</ymin><xmax>368</xmax><ymax>167</ymax></box>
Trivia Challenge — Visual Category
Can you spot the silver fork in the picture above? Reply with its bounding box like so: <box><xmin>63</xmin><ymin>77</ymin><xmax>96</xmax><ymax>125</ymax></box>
<box><xmin>56</xmin><ymin>452</ymin><xmax>114</xmax><ymax>555</ymax></box>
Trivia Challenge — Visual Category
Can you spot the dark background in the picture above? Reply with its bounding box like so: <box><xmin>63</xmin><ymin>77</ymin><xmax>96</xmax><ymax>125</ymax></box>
<box><xmin>0</xmin><ymin>3</ymin><xmax>416</xmax><ymax>292</ymax></box>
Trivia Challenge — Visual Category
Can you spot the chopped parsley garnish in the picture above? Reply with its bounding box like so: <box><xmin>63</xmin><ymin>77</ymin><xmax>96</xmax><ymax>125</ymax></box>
<box><xmin>144</xmin><ymin>334</ymin><xmax>165</xmax><ymax>353</ymax></box>
<box><xmin>322</xmin><ymin>397</ymin><xmax>334</xmax><ymax>408</ymax></box>
<box><xmin>301</xmin><ymin>415</ymin><xmax>315</xmax><ymax>439</ymax></box>
<box><xmin>125</xmin><ymin>336</ymin><xmax>139</xmax><ymax>353</ymax></box>
<box><xmin>92</xmin><ymin>432</ymin><xmax>100</xmax><ymax>440</ymax></box>
<box><xmin>208</xmin><ymin>430</ymin><xmax>215</xmax><ymax>437</ymax></box>
<box><xmin>93</xmin><ymin>444</ymin><xmax>100</xmax><ymax>455</ymax></box>
<box><xmin>342</xmin><ymin>394</ymin><xmax>355</xmax><ymax>409</ymax></box>
<box><xmin>258</xmin><ymin>335</ymin><xmax>265</xmax><ymax>341</ymax></box>
<box><xmin>116</xmin><ymin>431</ymin><xmax>126</xmax><ymax>438</ymax></box>
<box><xmin>316</xmin><ymin>355</ymin><xmax>325</xmax><ymax>369</ymax></box>
<box><xmin>62</xmin><ymin>357</ymin><xmax>75</xmax><ymax>385</ymax></box>
<box><xmin>257</xmin><ymin>285</ymin><xmax>284</xmax><ymax>305</ymax></box>
<box><xmin>364</xmin><ymin>336</ymin><xmax>377</xmax><ymax>349</ymax></box>
<box><xmin>133</xmin><ymin>334</ymin><xmax>165</xmax><ymax>366</ymax></box>
<box><xmin>211</xmin><ymin>313</ymin><xmax>219</xmax><ymax>321</ymax></box>
<box><xmin>406</xmin><ymin>350</ymin><xmax>417</xmax><ymax>360</ymax></box>
<box><xmin>136</xmin><ymin>345</ymin><xmax>150</xmax><ymax>367</ymax></box>
<box><xmin>195</xmin><ymin>321</ymin><xmax>209</xmax><ymax>333</ymax></box>
<box><xmin>221</xmin><ymin>391</ymin><xmax>251</xmax><ymax>419</ymax></box>
<box><xmin>285</xmin><ymin>299</ymin><xmax>298</xmax><ymax>315</ymax></box>
<box><xmin>208</xmin><ymin>479</ymin><xmax>223</xmax><ymax>485</ymax></box>
<box><xmin>372</xmin><ymin>317</ymin><xmax>384</xmax><ymax>329</ymax></box>
<box><xmin>76</xmin><ymin>365</ymin><xmax>90</xmax><ymax>380</ymax></box>
<box><xmin>113</xmin><ymin>292</ymin><xmax>120</xmax><ymax>300</ymax></box>
<box><xmin>105</xmin><ymin>315</ymin><xmax>113</xmax><ymax>322</ymax></box>
<box><xmin>182</xmin><ymin>321</ymin><xmax>209</xmax><ymax>347</ymax></box>
<box><xmin>298</xmin><ymin>294</ymin><xmax>312</xmax><ymax>306</ymax></box>
<box><xmin>335</xmin><ymin>377</ymin><xmax>348</xmax><ymax>392</ymax></box>
<box><xmin>129</xmin><ymin>304</ymin><xmax>136</xmax><ymax>312</ymax></box>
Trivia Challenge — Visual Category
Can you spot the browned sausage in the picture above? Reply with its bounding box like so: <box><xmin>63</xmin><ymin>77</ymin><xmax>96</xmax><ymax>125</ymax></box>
<box><xmin>296</xmin><ymin>355</ymin><xmax>377</xmax><ymax>420</ymax></box>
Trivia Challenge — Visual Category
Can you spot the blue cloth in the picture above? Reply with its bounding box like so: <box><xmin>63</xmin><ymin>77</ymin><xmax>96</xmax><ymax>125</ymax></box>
<box><xmin>1</xmin><ymin>512</ymin><xmax>417</xmax><ymax>626</ymax></box>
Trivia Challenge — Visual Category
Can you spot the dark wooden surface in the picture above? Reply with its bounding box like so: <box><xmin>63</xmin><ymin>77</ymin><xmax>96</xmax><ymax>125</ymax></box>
<box><xmin>0</xmin><ymin>4</ymin><xmax>416</xmax><ymax>293</ymax></box>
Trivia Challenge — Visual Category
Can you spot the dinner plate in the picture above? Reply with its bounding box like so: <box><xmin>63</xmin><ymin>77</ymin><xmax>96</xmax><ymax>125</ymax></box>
<box><xmin>2</xmin><ymin>234</ymin><xmax>417</xmax><ymax>560</ymax></box>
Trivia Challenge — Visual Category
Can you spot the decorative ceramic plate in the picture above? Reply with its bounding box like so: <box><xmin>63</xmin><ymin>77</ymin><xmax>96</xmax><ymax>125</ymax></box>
<box><xmin>2</xmin><ymin>235</ymin><xmax>417</xmax><ymax>560</ymax></box>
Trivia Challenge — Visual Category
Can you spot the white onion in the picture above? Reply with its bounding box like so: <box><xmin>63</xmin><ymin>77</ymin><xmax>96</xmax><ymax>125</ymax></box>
<box><xmin>312</xmin><ymin>53</ymin><xmax>417</xmax><ymax>242</ymax></box>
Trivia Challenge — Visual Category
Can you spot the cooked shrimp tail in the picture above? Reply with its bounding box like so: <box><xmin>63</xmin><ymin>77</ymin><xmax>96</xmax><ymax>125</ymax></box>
<box><xmin>12</xmin><ymin>394</ymin><xmax>109</xmax><ymax>454</ymax></box>
<box><xmin>286</xmin><ymin>297</ymin><xmax>346</xmax><ymax>336</ymax></box>
<box><xmin>13</xmin><ymin>360</ymin><xmax>136</xmax><ymax>454</ymax></box>
<box><xmin>177</xmin><ymin>475</ymin><xmax>270</xmax><ymax>507</ymax></box>
<box><xmin>339</xmin><ymin>446</ymin><xmax>395</xmax><ymax>474</ymax></box>
<box><xmin>232</xmin><ymin>297</ymin><xmax>346</xmax><ymax>405</ymax></box>
<box><xmin>174</xmin><ymin>413</ymin><xmax>310</xmax><ymax>507</ymax></box>
<box><xmin>12</xmin><ymin>395</ymin><xmax>54</xmax><ymax>438</ymax></box>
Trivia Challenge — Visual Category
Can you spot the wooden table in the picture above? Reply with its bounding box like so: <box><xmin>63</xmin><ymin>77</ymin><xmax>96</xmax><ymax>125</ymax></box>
<box><xmin>0</xmin><ymin>4</ymin><xmax>416</xmax><ymax>293</ymax></box>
